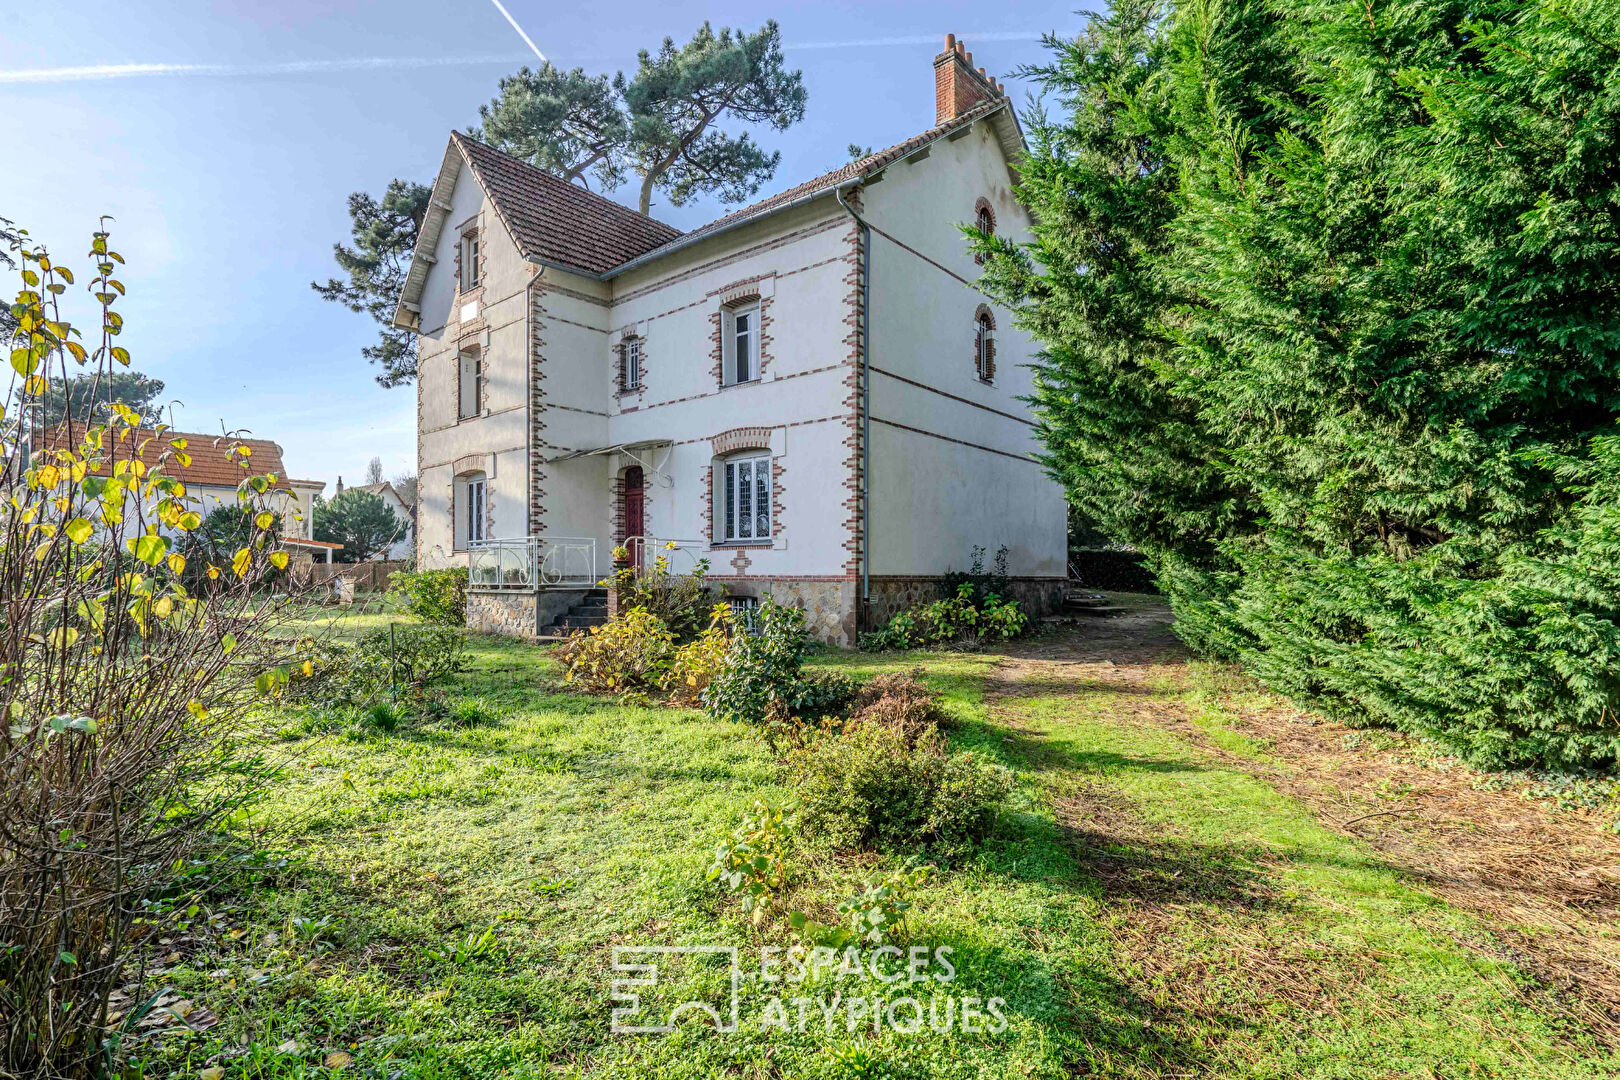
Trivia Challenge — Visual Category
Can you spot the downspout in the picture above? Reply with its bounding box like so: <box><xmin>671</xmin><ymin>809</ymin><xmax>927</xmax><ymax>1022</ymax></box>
<box><xmin>834</xmin><ymin>182</ymin><xmax>872</xmax><ymax>626</ymax></box>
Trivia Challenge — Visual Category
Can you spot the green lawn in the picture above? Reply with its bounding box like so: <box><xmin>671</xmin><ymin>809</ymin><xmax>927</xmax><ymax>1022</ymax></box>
<box><xmin>139</xmin><ymin>610</ymin><xmax>1616</xmax><ymax>1079</ymax></box>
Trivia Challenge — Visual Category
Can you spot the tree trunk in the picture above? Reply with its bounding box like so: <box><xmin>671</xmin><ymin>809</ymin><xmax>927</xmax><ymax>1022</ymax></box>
<box><xmin>638</xmin><ymin>171</ymin><xmax>656</xmax><ymax>216</ymax></box>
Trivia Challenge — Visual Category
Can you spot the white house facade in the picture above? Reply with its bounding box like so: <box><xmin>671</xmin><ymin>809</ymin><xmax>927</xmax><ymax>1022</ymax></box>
<box><xmin>397</xmin><ymin>37</ymin><xmax>1067</xmax><ymax>644</ymax></box>
<box><xmin>335</xmin><ymin>478</ymin><xmax>416</xmax><ymax>561</ymax></box>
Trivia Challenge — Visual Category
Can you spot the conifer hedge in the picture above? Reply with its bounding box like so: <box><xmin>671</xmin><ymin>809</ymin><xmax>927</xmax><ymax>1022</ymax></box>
<box><xmin>977</xmin><ymin>0</ymin><xmax>1620</xmax><ymax>767</ymax></box>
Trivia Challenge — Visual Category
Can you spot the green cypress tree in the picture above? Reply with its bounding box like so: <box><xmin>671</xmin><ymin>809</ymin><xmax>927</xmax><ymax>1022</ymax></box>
<box><xmin>985</xmin><ymin>0</ymin><xmax>1620</xmax><ymax>767</ymax></box>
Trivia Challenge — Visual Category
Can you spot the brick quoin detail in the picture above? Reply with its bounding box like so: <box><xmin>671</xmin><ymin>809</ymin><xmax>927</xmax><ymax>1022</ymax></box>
<box><xmin>527</xmin><ymin>281</ymin><xmax>549</xmax><ymax>536</ymax></box>
<box><xmin>840</xmin><ymin>218</ymin><xmax>865</xmax><ymax>584</ymax></box>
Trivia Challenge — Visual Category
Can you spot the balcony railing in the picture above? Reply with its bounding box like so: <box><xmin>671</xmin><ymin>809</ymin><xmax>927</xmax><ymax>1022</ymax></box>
<box><xmin>620</xmin><ymin>536</ymin><xmax>707</xmax><ymax>576</ymax></box>
<box><xmin>469</xmin><ymin>536</ymin><xmax>597</xmax><ymax>589</ymax></box>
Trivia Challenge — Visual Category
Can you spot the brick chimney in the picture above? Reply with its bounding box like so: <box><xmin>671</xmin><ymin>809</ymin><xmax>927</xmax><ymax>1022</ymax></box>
<box><xmin>934</xmin><ymin>33</ymin><xmax>1003</xmax><ymax>125</ymax></box>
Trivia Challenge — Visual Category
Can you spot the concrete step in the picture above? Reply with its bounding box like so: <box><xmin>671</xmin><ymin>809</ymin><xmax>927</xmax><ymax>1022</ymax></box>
<box><xmin>553</xmin><ymin>614</ymin><xmax>609</xmax><ymax>630</ymax></box>
<box><xmin>574</xmin><ymin>598</ymin><xmax>609</xmax><ymax>612</ymax></box>
<box><xmin>1051</xmin><ymin>605</ymin><xmax>1130</xmax><ymax>618</ymax></box>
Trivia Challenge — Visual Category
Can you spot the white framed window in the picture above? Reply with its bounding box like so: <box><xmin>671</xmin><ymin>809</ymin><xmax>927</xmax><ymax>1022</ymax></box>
<box><xmin>723</xmin><ymin>303</ymin><xmax>759</xmax><ymax>386</ymax></box>
<box><xmin>619</xmin><ymin>337</ymin><xmax>642</xmax><ymax>392</ymax></box>
<box><xmin>458</xmin><ymin>348</ymin><xmax>481</xmax><ymax>419</ymax></box>
<box><xmin>460</xmin><ymin>231</ymin><xmax>480</xmax><ymax>291</ymax></box>
<box><xmin>462</xmin><ymin>473</ymin><xmax>486</xmax><ymax>546</ymax></box>
<box><xmin>721</xmin><ymin>454</ymin><xmax>771</xmax><ymax>542</ymax></box>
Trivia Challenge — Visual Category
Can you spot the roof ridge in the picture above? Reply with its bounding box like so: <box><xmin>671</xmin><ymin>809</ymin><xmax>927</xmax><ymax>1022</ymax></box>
<box><xmin>606</xmin><ymin>98</ymin><xmax>1010</xmax><ymax>276</ymax></box>
<box><xmin>450</xmin><ymin>131</ymin><xmax>682</xmax><ymax>237</ymax></box>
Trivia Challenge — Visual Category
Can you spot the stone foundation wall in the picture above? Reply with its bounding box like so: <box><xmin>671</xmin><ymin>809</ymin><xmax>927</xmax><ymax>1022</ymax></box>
<box><xmin>466</xmin><ymin>590</ymin><xmax>539</xmax><ymax>641</ymax></box>
<box><xmin>714</xmin><ymin>579</ymin><xmax>858</xmax><ymax>646</ymax></box>
<box><xmin>865</xmin><ymin>576</ymin><xmax>1066</xmax><ymax>628</ymax></box>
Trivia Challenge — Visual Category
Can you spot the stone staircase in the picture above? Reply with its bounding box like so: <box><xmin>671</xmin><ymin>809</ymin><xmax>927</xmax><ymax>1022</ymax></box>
<box><xmin>1055</xmin><ymin>589</ymin><xmax>1130</xmax><ymax>619</ymax></box>
<box><xmin>545</xmin><ymin>589</ymin><xmax>609</xmax><ymax>634</ymax></box>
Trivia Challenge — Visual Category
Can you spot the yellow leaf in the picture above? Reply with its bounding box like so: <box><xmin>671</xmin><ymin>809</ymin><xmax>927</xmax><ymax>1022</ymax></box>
<box><xmin>206</xmin><ymin>566</ymin><xmax>220</xmax><ymax>580</ymax></box>
<box><xmin>269</xmin><ymin>551</ymin><xmax>289</xmax><ymax>570</ymax></box>
<box><xmin>177</xmin><ymin>511</ymin><xmax>203</xmax><ymax>531</ymax></box>
<box><xmin>231</xmin><ymin>547</ymin><xmax>251</xmax><ymax>577</ymax></box>
<box><xmin>48</xmin><ymin>627</ymin><xmax>80</xmax><ymax>649</ymax></box>
<box><xmin>153</xmin><ymin>596</ymin><xmax>174</xmax><ymax>618</ymax></box>
<box><xmin>167</xmin><ymin>553</ymin><xmax>186</xmax><ymax>575</ymax></box>
<box><xmin>255</xmin><ymin>511</ymin><xmax>274</xmax><ymax>530</ymax></box>
<box><xmin>302</xmin><ymin>660</ymin><xmax>314</xmax><ymax>677</ymax></box>
<box><xmin>199</xmin><ymin>1069</ymin><xmax>225</xmax><ymax>1080</ymax></box>
<box><xmin>63</xmin><ymin>517</ymin><xmax>93</xmax><ymax>544</ymax></box>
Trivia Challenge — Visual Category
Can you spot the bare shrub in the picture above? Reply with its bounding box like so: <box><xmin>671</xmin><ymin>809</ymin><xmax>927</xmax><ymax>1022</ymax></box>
<box><xmin>0</xmin><ymin>223</ymin><xmax>308</xmax><ymax>1077</ymax></box>
<box><xmin>846</xmin><ymin>670</ymin><xmax>945</xmax><ymax>746</ymax></box>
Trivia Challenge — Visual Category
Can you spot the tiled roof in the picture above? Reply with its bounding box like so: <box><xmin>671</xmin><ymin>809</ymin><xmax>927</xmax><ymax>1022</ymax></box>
<box><xmin>31</xmin><ymin>423</ymin><xmax>293</xmax><ymax>491</ymax></box>
<box><xmin>452</xmin><ymin>133</ymin><xmax>683</xmax><ymax>276</ymax></box>
<box><xmin>609</xmin><ymin>99</ymin><xmax>1009</xmax><ymax>274</ymax></box>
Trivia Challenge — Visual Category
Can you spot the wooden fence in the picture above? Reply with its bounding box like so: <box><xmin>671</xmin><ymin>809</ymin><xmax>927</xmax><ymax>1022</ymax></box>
<box><xmin>305</xmin><ymin>560</ymin><xmax>410</xmax><ymax>593</ymax></box>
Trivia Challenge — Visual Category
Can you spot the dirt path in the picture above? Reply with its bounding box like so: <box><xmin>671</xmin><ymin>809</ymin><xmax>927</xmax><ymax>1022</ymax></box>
<box><xmin>985</xmin><ymin>598</ymin><xmax>1620</xmax><ymax>1043</ymax></box>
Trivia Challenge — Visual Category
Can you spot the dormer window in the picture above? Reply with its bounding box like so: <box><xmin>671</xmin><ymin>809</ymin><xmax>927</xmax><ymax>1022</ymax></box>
<box><xmin>460</xmin><ymin>230</ymin><xmax>481</xmax><ymax>291</ymax></box>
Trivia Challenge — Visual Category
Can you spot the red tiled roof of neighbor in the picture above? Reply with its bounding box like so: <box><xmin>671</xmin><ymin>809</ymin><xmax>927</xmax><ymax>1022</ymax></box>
<box><xmin>618</xmin><ymin>99</ymin><xmax>1007</xmax><ymax>270</ymax></box>
<box><xmin>31</xmin><ymin>423</ymin><xmax>295</xmax><ymax>491</ymax></box>
<box><xmin>452</xmin><ymin>132</ymin><xmax>683</xmax><ymax>276</ymax></box>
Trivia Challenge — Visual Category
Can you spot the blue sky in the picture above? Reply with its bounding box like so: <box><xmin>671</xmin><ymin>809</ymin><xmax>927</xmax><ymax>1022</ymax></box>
<box><xmin>0</xmin><ymin>1</ymin><xmax>1078</xmax><ymax>492</ymax></box>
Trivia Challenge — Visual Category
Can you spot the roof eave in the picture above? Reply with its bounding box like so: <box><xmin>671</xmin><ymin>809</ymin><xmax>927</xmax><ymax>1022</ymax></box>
<box><xmin>603</xmin><ymin>101</ymin><xmax>1018</xmax><ymax>280</ymax></box>
<box><xmin>392</xmin><ymin>137</ymin><xmax>465</xmax><ymax>330</ymax></box>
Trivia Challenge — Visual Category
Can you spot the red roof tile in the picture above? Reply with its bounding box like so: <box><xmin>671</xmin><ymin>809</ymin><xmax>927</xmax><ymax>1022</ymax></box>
<box><xmin>452</xmin><ymin>133</ymin><xmax>683</xmax><ymax>276</ymax></box>
<box><xmin>31</xmin><ymin>423</ymin><xmax>295</xmax><ymax>491</ymax></box>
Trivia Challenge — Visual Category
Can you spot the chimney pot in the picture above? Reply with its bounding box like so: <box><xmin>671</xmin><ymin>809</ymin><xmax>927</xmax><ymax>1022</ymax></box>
<box><xmin>935</xmin><ymin>36</ymin><xmax>1000</xmax><ymax>124</ymax></box>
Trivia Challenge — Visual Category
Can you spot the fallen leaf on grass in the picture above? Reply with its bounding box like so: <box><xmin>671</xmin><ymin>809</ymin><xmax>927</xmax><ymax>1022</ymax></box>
<box><xmin>324</xmin><ymin>1051</ymin><xmax>352</xmax><ymax>1069</ymax></box>
<box><xmin>199</xmin><ymin>1069</ymin><xmax>224</xmax><ymax>1080</ymax></box>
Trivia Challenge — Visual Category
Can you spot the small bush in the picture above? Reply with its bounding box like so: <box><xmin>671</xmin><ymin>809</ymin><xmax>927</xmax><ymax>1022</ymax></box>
<box><xmin>790</xmin><ymin>723</ymin><xmax>1012</xmax><ymax>855</ymax></box>
<box><xmin>702</xmin><ymin>596</ymin><xmax>855</xmax><ymax>725</ymax></box>
<box><xmin>859</xmin><ymin>584</ymin><xmax>1028</xmax><ymax>651</ymax></box>
<box><xmin>605</xmin><ymin>545</ymin><xmax>714</xmax><ymax>641</ymax></box>
<box><xmin>667</xmin><ymin>605</ymin><xmax>735</xmax><ymax>704</ymax></box>
<box><xmin>705</xmin><ymin>799</ymin><xmax>793</xmax><ymax>925</ymax></box>
<box><xmin>941</xmin><ymin>543</ymin><xmax>1011</xmax><ymax>606</ymax></box>
<box><xmin>557</xmin><ymin>606</ymin><xmax>677</xmax><ymax>694</ymax></box>
<box><xmin>292</xmin><ymin>625</ymin><xmax>469</xmax><ymax>711</ymax></box>
<box><xmin>390</xmin><ymin>567</ymin><xmax>467</xmax><ymax>625</ymax></box>
<box><xmin>847</xmin><ymin>671</ymin><xmax>946</xmax><ymax>745</ymax></box>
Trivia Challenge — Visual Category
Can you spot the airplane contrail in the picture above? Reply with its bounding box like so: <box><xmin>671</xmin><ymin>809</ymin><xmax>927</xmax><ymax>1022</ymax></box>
<box><xmin>488</xmin><ymin>0</ymin><xmax>548</xmax><ymax>63</ymax></box>
<box><xmin>0</xmin><ymin>55</ymin><xmax>524</xmax><ymax>86</ymax></box>
<box><xmin>0</xmin><ymin>29</ymin><xmax>1050</xmax><ymax>88</ymax></box>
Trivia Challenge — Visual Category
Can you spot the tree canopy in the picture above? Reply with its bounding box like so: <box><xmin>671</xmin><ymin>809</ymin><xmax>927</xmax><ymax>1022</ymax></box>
<box><xmin>40</xmin><ymin>369</ymin><xmax>167</xmax><ymax>427</ymax></box>
<box><xmin>979</xmin><ymin>0</ymin><xmax>1620</xmax><ymax>768</ymax></box>
<box><xmin>315</xmin><ymin>488</ymin><xmax>403</xmax><ymax>563</ymax></box>
<box><xmin>311</xmin><ymin>180</ymin><xmax>432</xmax><ymax>387</ymax></box>
<box><xmin>317</xmin><ymin>21</ymin><xmax>805</xmax><ymax>383</ymax></box>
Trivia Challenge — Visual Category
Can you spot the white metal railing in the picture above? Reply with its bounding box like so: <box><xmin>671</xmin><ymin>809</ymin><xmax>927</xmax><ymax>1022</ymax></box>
<box><xmin>620</xmin><ymin>536</ymin><xmax>706</xmax><ymax>576</ymax></box>
<box><xmin>469</xmin><ymin>536</ymin><xmax>597</xmax><ymax>589</ymax></box>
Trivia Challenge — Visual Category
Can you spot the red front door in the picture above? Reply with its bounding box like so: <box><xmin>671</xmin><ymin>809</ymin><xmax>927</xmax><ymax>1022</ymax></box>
<box><xmin>623</xmin><ymin>466</ymin><xmax>645</xmax><ymax>569</ymax></box>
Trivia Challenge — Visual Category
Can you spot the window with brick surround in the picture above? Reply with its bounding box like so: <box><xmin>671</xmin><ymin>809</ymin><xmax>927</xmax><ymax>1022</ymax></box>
<box><xmin>618</xmin><ymin>337</ymin><xmax>642</xmax><ymax>392</ymax></box>
<box><xmin>456</xmin><ymin>472</ymin><xmax>486</xmax><ymax>548</ymax></box>
<box><xmin>457</xmin><ymin>347</ymin><xmax>481</xmax><ymax>419</ymax></box>
<box><xmin>719</xmin><ymin>453</ymin><xmax>771</xmax><ymax>542</ymax></box>
<box><xmin>723</xmin><ymin>302</ymin><xmax>760</xmax><ymax>386</ymax></box>
<box><xmin>975</xmin><ymin>310</ymin><xmax>995</xmax><ymax>383</ymax></box>
<box><xmin>974</xmin><ymin>199</ymin><xmax>996</xmax><ymax>266</ymax></box>
<box><xmin>459</xmin><ymin>230</ymin><xmax>481</xmax><ymax>291</ymax></box>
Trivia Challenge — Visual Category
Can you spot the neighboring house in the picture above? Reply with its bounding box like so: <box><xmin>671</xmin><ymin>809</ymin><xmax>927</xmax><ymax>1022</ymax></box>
<box><xmin>396</xmin><ymin>36</ymin><xmax>1067</xmax><ymax>644</ymax></box>
<box><xmin>31</xmin><ymin>422</ymin><xmax>337</xmax><ymax>562</ymax></box>
<box><xmin>332</xmin><ymin>476</ymin><xmax>416</xmax><ymax>561</ymax></box>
